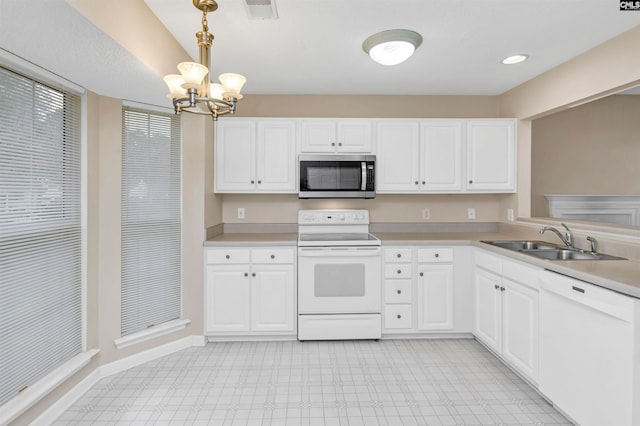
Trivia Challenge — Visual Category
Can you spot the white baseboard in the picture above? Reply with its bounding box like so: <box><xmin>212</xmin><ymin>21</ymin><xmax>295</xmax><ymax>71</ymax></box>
<box><xmin>33</xmin><ymin>335</ymin><xmax>206</xmax><ymax>425</ymax></box>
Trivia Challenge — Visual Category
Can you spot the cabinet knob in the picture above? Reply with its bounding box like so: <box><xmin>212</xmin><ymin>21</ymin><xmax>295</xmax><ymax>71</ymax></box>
<box><xmin>468</xmin><ymin>180</ymin><xmax>473</xmax><ymax>184</ymax></box>
<box><xmin>244</xmin><ymin>272</ymin><xmax>248</xmax><ymax>277</ymax></box>
<box><xmin>226</xmin><ymin>254</ymin><xmax>230</xmax><ymax>259</ymax></box>
<box><xmin>252</xmin><ymin>273</ymin><xmax>256</xmax><ymax>277</ymax></box>
<box><xmin>338</xmin><ymin>142</ymin><xmax>342</xmax><ymax>146</ymax></box>
<box><xmin>422</xmin><ymin>181</ymin><xmax>426</xmax><ymax>185</ymax></box>
<box><xmin>251</xmin><ymin>180</ymin><xmax>255</xmax><ymax>184</ymax></box>
<box><xmin>414</xmin><ymin>181</ymin><xmax>419</xmax><ymax>185</ymax></box>
<box><xmin>494</xmin><ymin>284</ymin><xmax>500</xmax><ymax>290</ymax></box>
<box><xmin>270</xmin><ymin>254</ymin><xmax>275</xmax><ymax>259</ymax></box>
<box><xmin>419</xmin><ymin>272</ymin><xmax>424</xmax><ymax>277</ymax></box>
<box><xmin>500</xmin><ymin>286</ymin><xmax>505</xmax><ymax>292</ymax></box>
<box><xmin>434</xmin><ymin>253</ymin><xmax>439</xmax><ymax>258</ymax></box>
<box><xmin>258</xmin><ymin>180</ymin><xmax>262</xmax><ymax>184</ymax></box>
<box><xmin>396</xmin><ymin>253</ymin><xmax>401</xmax><ymax>258</ymax></box>
<box><xmin>397</xmin><ymin>269</ymin><xmax>402</xmax><ymax>274</ymax></box>
<box><xmin>397</xmin><ymin>290</ymin><xmax>402</xmax><ymax>294</ymax></box>
<box><xmin>331</xmin><ymin>142</ymin><xmax>336</xmax><ymax>146</ymax></box>
<box><xmin>396</xmin><ymin>314</ymin><xmax>402</xmax><ymax>319</ymax></box>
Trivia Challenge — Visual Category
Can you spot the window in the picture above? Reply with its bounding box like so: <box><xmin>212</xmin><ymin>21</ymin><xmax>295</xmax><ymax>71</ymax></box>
<box><xmin>0</xmin><ymin>66</ymin><xmax>82</xmax><ymax>406</ymax></box>
<box><xmin>121</xmin><ymin>108</ymin><xmax>181</xmax><ymax>336</ymax></box>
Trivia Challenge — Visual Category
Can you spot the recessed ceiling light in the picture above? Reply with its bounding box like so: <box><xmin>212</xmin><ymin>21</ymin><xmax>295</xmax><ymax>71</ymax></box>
<box><xmin>501</xmin><ymin>54</ymin><xmax>529</xmax><ymax>65</ymax></box>
<box><xmin>362</xmin><ymin>29</ymin><xmax>423</xmax><ymax>66</ymax></box>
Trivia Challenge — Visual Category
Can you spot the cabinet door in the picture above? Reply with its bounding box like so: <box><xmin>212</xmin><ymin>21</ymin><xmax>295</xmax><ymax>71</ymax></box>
<box><xmin>300</xmin><ymin>120</ymin><xmax>336</xmax><ymax>152</ymax></box>
<box><xmin>417</xmin><ymin>264</ymin><xmax>454</xmax><ymax>330</ymax></box>
<box><xmin>466</xmin><ymin>120</ymin><xmax>516</xmax><ymax>192</ymax></box>
<box><xmin>251</xmin><ymin>265</ymin><xmax>295</xmax><ymax>332</ymax></box>
<box><xmin>375</xmin><ymin>120</ymin><xmax>420</xmax><ymax>192</ymax></box>
<box><xmin>215</xmin><ymin>120</ymin><xmax>256</xmax><ymax>191</ymax></box>
<box><xmin>474</xmin><ymin>267</ymin><xmax>502</xmax><ymax>352</ymax></box>
<box><xmin>337</xmin><ymin>119</ymin><xmax>372</xmax><ymax>152</ymax></box>
<box><xmin>256</xmin><ymin>120</ymin><xmax>297</xmax><ymax>192</ymax></box>
<box><xmin>205</xmin><ymin>265</ymin><xmax>251</xmax><ymax>333</ymax></box>
<box><xmin>420</xmin><ymin>120</ymin><xmax>463</xmax><ymax>191</ymax></box>
<box><xmin>502</xmin><ymin>278</ymin><xmax>539</xmax><ymax>382</ymax></box>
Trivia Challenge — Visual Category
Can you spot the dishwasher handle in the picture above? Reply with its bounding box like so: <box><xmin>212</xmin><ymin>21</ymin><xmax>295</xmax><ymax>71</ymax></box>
<box><xmin>540</xmin><ymin>270</ymin><xmax>634</xmax><ymax>323</ymax></box>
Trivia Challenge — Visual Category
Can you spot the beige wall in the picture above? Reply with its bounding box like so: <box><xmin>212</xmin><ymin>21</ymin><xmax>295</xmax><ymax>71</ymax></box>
<box><xmin>222</xmin><ymin>194</ymin><xmax>506</xmax><ymax>224</ymax></box>
<box><xmin>500</xmin><ymin>25</ymin><xmax>640</xmax><ymax>219</ymax></box>
<box><xmin>530</xmin><ymin>94</ymin><xmax>640</xmax><ymax>216</ymax></box>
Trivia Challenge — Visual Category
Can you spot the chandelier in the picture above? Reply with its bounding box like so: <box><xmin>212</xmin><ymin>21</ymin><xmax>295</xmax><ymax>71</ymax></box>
<box><xmin>163</xmin><ymin>0</ymin><xmax>246</xmax><ymax>121</ymax></box>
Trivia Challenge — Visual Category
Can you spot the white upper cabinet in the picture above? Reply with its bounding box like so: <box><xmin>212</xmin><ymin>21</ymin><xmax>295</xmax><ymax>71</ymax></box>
<box><xmin>215</xmin><ymin>119</ymin><xmax>296</xmax><ymax>193</ymax></box>
<box><xmin>466</xmin><ymin>119</ymin><xmax>516</xmax><ymax>192</ymax></box>
<box><xmin>420</xmin><ymin>120</ymin><xmax>463</xmax><ymax>191</ymax></box>
<box><xmin>300</xmin><ymin>119</ymin><xmax>373</xmax><ymax>153</ymax></box>
<box><xmin>215</xmin><ymin>120</ymin><xmax>256</xmax><ymax>192</ymax></box>
<box><xmin>377</xmin><ymin>119</ymin><xmax>464</xmax><ymax>193</ymax></box>
<box><xmin>256</xmin><ymin>120</ymin><xmax>297</xmax><ymax>191</ymax></box>
<box><xmin>376</xmin><ymin>120</ymin><xmax>420</xmax><ymax>192</ymax></box>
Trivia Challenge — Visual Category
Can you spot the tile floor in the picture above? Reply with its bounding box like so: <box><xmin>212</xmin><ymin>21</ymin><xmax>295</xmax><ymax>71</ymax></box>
<box><xmin>55</xmin><ymin>339</ymin><xmax>572</xmax><ymax>425</ymax></box>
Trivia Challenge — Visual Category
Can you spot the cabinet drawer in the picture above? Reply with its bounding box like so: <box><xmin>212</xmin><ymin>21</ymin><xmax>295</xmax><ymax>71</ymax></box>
<box><xmin>418</xmin><ymin>247</ymin><xmax>453</xmax><ymax>263</ymax></box>
<box><xmin>384</xmin><ymin>248</ymin><xmax>412</xmax><ymax>263</ymax></box>
<box><xmin>503</xmin><ymin>258</ymin><xmax>540</xmax><ymax>289</ymax></box>
<box><xmin>252</xmin><ymin>248</ymin><xmax>295</xmax><ymax>264</ymax></box>
<box><xmin>206</xmin><ymin>248</ymin><xmax>250</xmax><ymax>264</ymax></box>
<box><xmin>384</xmin><ymin>280</ymin><xmax>412</xmax><ymax>303</ymax></box>
<box><xmin>384</xmin><ymin>305</ymin><xmax>412</xmax><ymax>329</ymax></box>
<box><xmin>475</xmin><ymin>249</ymin><xmax>502</xmax><ymax>274</ymax></box>
<box><xmin>384</xmin><ymin>263</ymin><xmax>413</xmax><ymax>279</ymax></box>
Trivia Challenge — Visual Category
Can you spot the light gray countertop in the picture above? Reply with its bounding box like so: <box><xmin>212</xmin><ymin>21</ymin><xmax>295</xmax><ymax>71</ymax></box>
<box><xmin>204</xmin><ymin>231</ymin><xmax>640</xmax><ymax>299</ymax></box>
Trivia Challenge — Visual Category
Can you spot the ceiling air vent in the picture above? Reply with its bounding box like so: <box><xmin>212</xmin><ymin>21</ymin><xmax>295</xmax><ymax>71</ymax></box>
<box><xmin>243</xmin><ymin>0</ymin><xmax>278</xmax><ymax>19</ymax></box>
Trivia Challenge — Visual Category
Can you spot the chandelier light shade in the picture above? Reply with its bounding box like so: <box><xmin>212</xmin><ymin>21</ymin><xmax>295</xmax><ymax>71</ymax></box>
<box><xmin>362</xmin><ymin>29</ymin><xmax>423</xmax><ymax>66</ymax></box>
<box><xmin>164</xmin><ymin>0</ymin><xmax>246</xmax><ymax>120</ymax></box>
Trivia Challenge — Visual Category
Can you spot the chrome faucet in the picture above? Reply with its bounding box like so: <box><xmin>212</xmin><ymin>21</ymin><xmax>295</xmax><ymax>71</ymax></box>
<box><xmin>586</xmin><ymin>236</ymin><xmax>598</xmax><ymax>254</ymax></box>
<box><xmin>540</xmin><ymin>223</ymin><xmax>574</xmax><ymax>249</ymax></box>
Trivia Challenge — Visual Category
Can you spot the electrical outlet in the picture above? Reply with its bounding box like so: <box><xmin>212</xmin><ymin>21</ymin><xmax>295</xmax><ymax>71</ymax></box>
<box><xmin>467</xmin><ymin>207</ymin><xmax>476</xmax><ymax>220</ymax></box>
<box><xmin>237</xmin><ymin>207</ymin><xmax>245</xmax><ymax>219</ymax></box>
<box><xmin>507</xmin><ymin>208</ymin><xmax>515</xmax><ymax>222</ymax></box>
<box><xmin>422</xmin><ymin>209</ymin><xmax>431</xmax><ymax>220</ymax></box>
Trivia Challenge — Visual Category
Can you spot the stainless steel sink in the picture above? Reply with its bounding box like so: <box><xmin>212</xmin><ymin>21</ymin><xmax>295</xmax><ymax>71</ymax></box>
<box><xmin>482</xmin><ymin>240</ymin><xmax>560</xmax><ymax>251</ymax></box>
<box><xmin>481</xmin><ymin>240</ymin><xmax>626</xmax><ymax>261</ymax></box>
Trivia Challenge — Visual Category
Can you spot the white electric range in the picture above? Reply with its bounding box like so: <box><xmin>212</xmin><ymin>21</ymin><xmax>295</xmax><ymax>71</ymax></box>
<box><xmin>297</xmin><ymin>209</ymin><xmax>382</xmax><ymax>341</ymax></box>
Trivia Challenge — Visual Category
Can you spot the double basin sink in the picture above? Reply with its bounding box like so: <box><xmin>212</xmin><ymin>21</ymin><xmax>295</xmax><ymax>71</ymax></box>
<box><xmin>482</xmin><ymin>240</ymin><xmax>626</xmax><ymax>261</ymax></box>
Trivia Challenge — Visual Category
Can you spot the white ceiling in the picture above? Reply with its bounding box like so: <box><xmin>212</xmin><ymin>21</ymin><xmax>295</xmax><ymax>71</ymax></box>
<box><xmin>1</xmin><ymin>0</ymin><xmax>639</xmax><ymax>107</ymax></box>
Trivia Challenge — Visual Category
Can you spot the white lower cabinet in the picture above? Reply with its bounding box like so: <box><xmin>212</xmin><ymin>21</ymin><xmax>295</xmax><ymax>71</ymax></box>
<box><xmin>205</xmin><ymin>247</ymin><xmax>296</xmax><ymax>336</ymax></box>
<box><xmin>417</xmin><ymin>248</ymin><xmax>454</xmax><ymax>330</ymax></box>
<box><xmin>474</xmin><ymin>249</ymin><xmax>540</xmax><ymax>383</ymax></box>
<box><xmin>382</xmin><ymin>246</ymin><xmax>472</xmax><ymax>336</ymax></box>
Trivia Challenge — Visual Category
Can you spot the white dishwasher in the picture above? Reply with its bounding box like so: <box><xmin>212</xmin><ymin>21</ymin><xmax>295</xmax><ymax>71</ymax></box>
<box><xmin>539</xmin><ymin>270</ymin><xmax>639</xmax><ymax>426</ymax></box>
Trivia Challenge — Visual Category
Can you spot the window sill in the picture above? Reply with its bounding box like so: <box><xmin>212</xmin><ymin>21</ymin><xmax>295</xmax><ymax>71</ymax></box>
<box><xmin>114</xmin><ymin>319</ymin><xmax>191</xmax><ymax>349</ymax></box>
<box><xmin>1</xmin><ymin>349</ymin><xmax>99</xmax><ymax>425</ymax></box>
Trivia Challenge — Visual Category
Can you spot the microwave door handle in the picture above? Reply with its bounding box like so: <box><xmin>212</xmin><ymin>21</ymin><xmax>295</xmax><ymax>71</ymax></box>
<box><xmin>361</xmin><ymin>162</ymin><xmax>367</xmax><ymax>191</ymax></box>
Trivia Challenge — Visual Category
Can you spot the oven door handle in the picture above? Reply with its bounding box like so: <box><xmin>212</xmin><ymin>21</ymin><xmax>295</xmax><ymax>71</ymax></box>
<box><xmin>361</xmin><ymin>162</ymin><xmax>367</xmax><ymax>191</ymax></box>
<box><xmin>298</xmin><ymin>247</ymin><xmax>381</xmax><ymax>257</ymax></box>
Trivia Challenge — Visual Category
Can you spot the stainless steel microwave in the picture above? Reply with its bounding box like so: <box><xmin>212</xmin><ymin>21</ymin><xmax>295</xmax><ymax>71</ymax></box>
<box><xmin>299</xmin><ymin>155</ymin><xmax>375</xmax><ymax>199</ymax></box>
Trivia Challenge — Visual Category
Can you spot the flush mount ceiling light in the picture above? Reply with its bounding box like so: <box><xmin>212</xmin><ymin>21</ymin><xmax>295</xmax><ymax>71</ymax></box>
<box><xmin>501</xmin><ymin>54</ymin><xmax>529</xmax><ymax>65</ymax></box>
<box><xmin>362</xmin><ymin>29</ymin><xmax>423</xmax><ymax>66</ymax></box>
<box><xmin>164</xmin><ymin>0</ymin><xmax>247</xmax><ymax>121</ymax></box>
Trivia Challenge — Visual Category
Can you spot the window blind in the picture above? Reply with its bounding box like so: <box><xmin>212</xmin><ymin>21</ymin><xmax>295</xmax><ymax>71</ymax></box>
<box><xmin>0</xmin><ymin>66</ymin><xmax>82</xmax><ymax>406</ymax></box>
<box><xmin>121</xmin><ymin>108</ymin><xmax>181</xmax><ymax>336</ymax></box>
